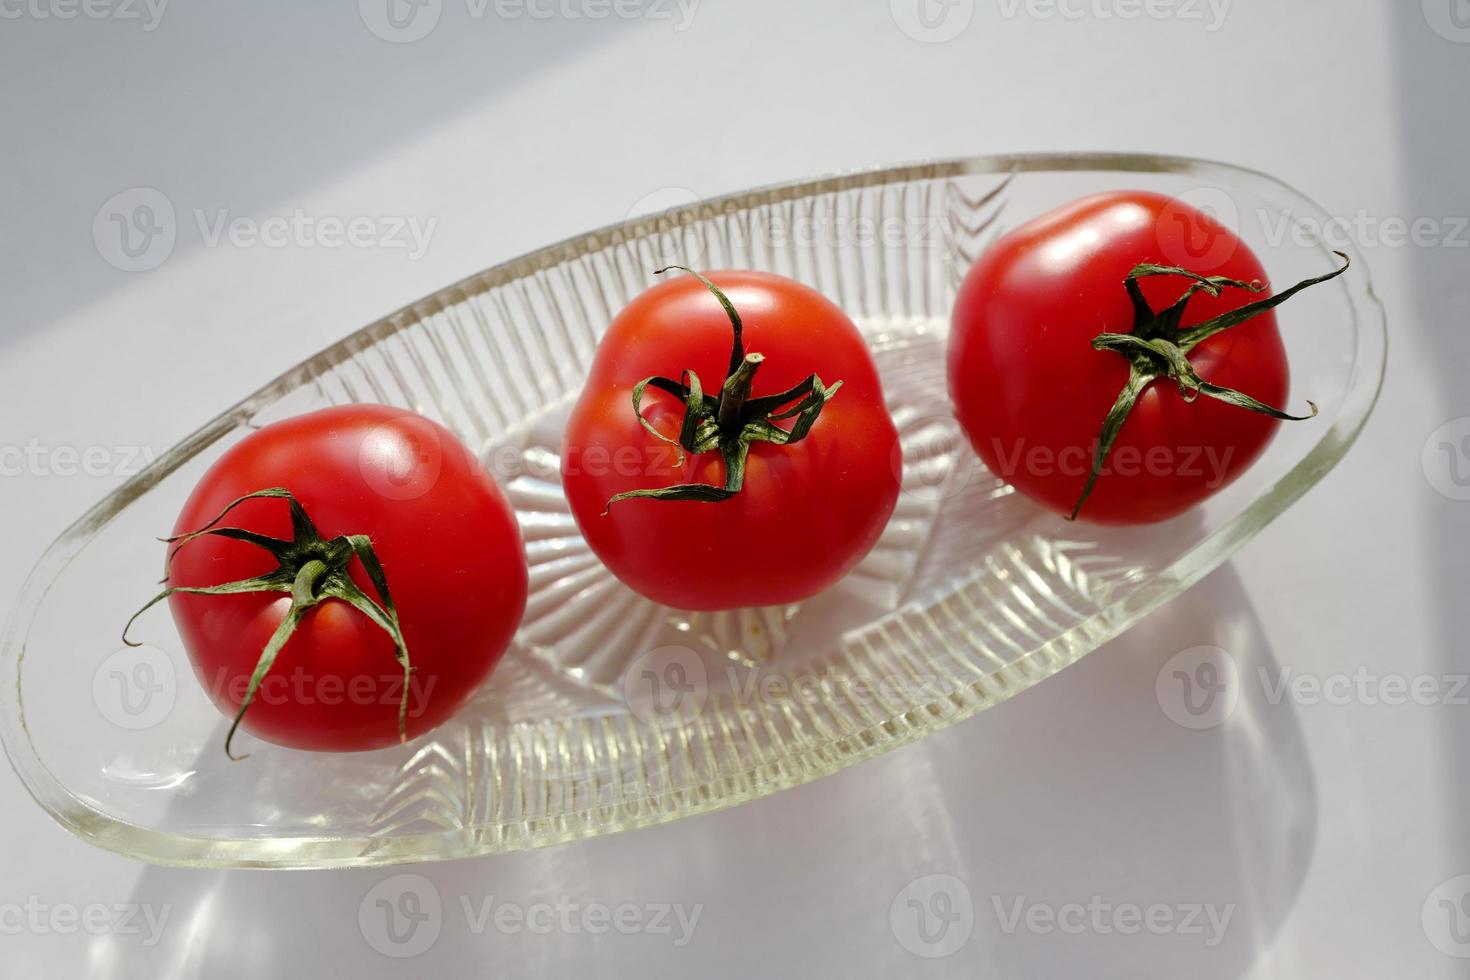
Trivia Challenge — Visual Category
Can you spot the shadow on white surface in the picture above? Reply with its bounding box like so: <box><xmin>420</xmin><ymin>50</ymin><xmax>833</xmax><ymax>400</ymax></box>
<box><xmin>0</xmin><ymin>3</ymin><xmax>631</xmax><ymax>348</ymax></box>
<box><xmin>1392</xmin><ymin>6</ymin><xmax>1470</xmax><ymax>959</ymax></box>
<box><xmin>84</xmin><ymin>566</ymin><xmax>1314</xmax><ymax>979</ymax></box>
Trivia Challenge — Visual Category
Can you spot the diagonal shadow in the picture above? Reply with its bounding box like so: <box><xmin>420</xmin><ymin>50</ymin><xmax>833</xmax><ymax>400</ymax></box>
<box><xmin>0</xmin><ymin>3</ymin><xmax>635</xmax><ymax>349</ymax></box>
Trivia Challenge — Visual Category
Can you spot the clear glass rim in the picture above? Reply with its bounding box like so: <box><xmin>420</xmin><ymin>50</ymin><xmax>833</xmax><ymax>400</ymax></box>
<box><xmin>0</xmin><ymin>152</ymin><xmax>1388</xmax><ymax>869</ymax></box>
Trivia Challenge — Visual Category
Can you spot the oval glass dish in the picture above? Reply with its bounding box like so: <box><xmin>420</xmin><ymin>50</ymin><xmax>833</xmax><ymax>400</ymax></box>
<box><xmin>1</xmin><ymin>153</ymin><xmax>1385</xmax><ymax>869</ymax></box>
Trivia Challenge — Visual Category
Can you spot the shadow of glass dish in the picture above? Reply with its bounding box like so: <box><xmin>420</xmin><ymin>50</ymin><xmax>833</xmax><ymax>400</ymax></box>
<box><xmin>84</xmin><ymin>567</ymin><xmax>1312</xmax><ymax>978</ymax></box>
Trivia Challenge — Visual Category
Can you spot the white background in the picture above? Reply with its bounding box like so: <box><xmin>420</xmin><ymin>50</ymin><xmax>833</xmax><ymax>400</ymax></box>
<box><xmin>2</xmin><ymin>0</ymin><xmax>1467</xmax><ymax>976</ymax></box>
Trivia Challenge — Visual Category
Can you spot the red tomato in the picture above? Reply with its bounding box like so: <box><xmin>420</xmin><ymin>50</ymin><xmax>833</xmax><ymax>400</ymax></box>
<box><xmin>562</xmin><ymin>270</ymin><xmax>900</xmax><ymax>611</ymax></box>
<box><xmin>141</xmin><ymin>405</ymin><xmax>527</xmax><ymax>754</ymax></box>
<box><xmin>948</xmin><ymin>190</ymin><xmax>1343</xmax><ymax>525</ymax></box>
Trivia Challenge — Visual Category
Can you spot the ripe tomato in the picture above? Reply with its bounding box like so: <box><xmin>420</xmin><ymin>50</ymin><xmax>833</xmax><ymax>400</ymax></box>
<box><xmin>129</xmin><ymin>405</ymin><xmax>527</xmax><ymax>754</ymax></box>
<box><xmin>562</xmin><ymin>269</ymin><xmax>900</xmax><ymax>611</ymax></box>
<box><xmin>948</xmin><ymin>190</ymin><xmax>1345</xmax><ymax>524</ymax></box>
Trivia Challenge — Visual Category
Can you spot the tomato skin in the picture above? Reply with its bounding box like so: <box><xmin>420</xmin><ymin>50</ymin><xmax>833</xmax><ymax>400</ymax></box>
<box><xmin>166</xmin><ymin>405</ymin><xmax>527</xmax><ymax>752</ymax></box>
<box><xmin>948</xmin><ymin>191</ymin><xmax>1291</xmax><ymax>525</ymax></box>
<box><xmin>563</xmin><ymin>271</ymin><xmax>900</xmax><ymax>611</ymax></box>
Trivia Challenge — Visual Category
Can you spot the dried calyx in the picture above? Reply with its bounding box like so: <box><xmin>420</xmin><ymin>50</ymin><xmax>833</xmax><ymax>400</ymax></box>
<box><xmin>1069</xmin><ymin>252</ymin><xmax>1350</xmax><ymax>520</ymax></box>
<box><xmin>122</xmin><ymin>488</ymin><xmax>412</xmax><ymax>759</ymax></box>
<box><xmin>604</xmin><ymin>266</ymin><xmax>843</xmax><ymax>511</ymax></box>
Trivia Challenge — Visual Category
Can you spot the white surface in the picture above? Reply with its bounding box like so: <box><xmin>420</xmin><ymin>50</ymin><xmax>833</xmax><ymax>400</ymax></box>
<box><xmin>0</xmin><ymin>1</ymin><xmax>1464</xmax><ymax>975</ymax></box>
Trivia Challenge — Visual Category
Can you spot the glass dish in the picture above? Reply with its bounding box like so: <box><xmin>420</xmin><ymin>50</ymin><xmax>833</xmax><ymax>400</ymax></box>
<box><xmin>0</xmin><ymin>154</ymin><xmax>1386</xmax><ymax>868</ymax></box>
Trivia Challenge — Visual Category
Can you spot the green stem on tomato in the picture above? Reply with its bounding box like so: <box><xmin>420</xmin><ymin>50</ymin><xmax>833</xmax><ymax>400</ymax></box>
<box><xmin>603</xmin><ymin>267</ymin><xmax>843</xmax><ymax>512</ymax></box>
<box><xmin>1070</xmin><ymin>252</ymin><xmax>1349</xmax><ymax>521</ymax></box>
<box><xmin>123</xmin><ymin>488</ymin><xmax>413</xmax><ymax>759</ymax></box>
